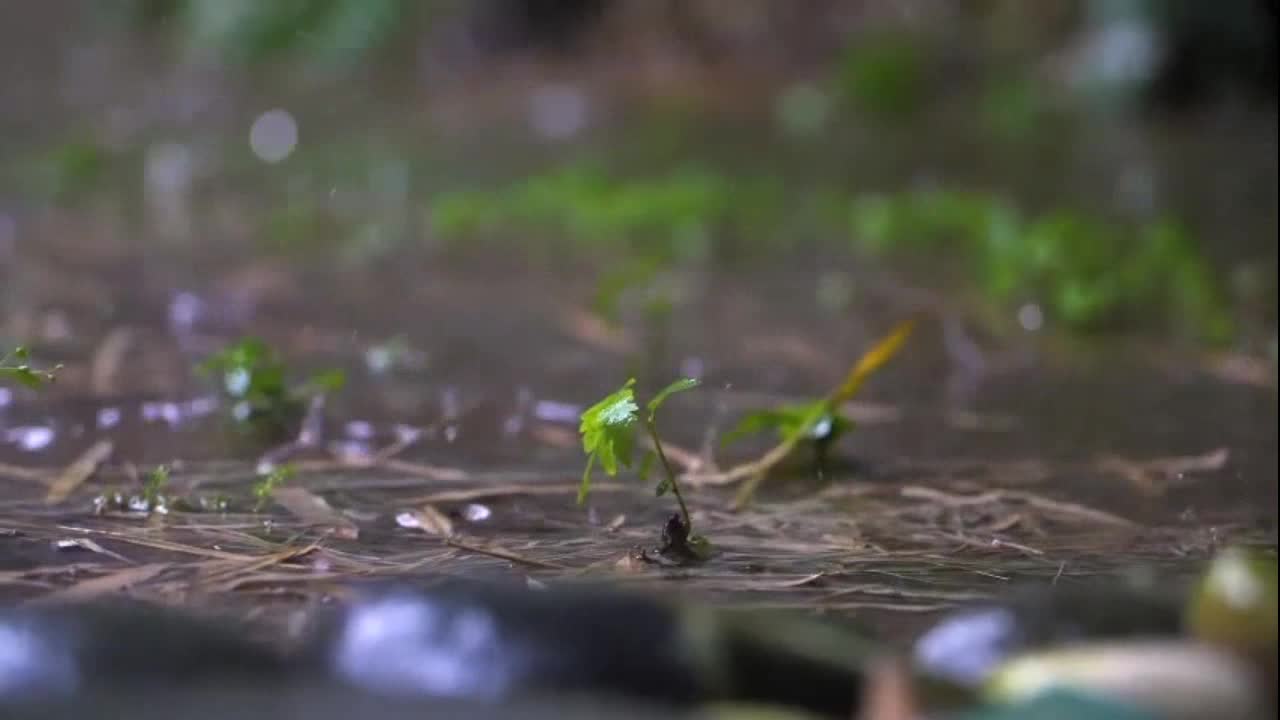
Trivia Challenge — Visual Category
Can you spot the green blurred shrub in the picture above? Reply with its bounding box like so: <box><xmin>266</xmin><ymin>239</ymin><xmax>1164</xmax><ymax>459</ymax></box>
<box><xmin>849</xmin><ymin>190</ymin><xmax>1232</xmax><ymax>341</ymax></box>
<box><xmin>836</xmin><ymin>31</ymin><xmax>928</xmax><ymax>119</ymax></box>
<box><xmin>430</xmin><ymin>164</ymin><xmax>782</xmax><ymax>263</ymax></box>
<box><xmin>109</xmin><ymin>0</ymin><xmax>414</xmax><ymax>66</ymax></box>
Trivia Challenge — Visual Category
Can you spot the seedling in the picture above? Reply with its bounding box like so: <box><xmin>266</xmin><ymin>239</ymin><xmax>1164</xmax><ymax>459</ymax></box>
<box><xmin>252</xmin><ymin>464</ymin><xmax>295</xmax><ymax>511</ymax></box>
<box><xmin>94</xmin><ymin>469</ymin><xmax>229</xmax><ymax>515</ymax></box>
<box><xmin>713</xmin><ymin>318</ymin><xmax>917</xmax><ymax>509</ymax></box>
<box><xmin>137</xmin><ymin>465</ymin><xmax>171</xmax><ymax>513</ymax></box>
<box><xmin>0</xmin><ymin>347</ymin><xmax>61</xmax><ymax>388</ymax></box>
<box><xmin>722</xmin><ymin>400</ymin><xmax>853</xmax><ymax>479</ymax></box>
<box><xmin>198</xmin><ymin>338</ymin><xmax>345</xmax><ymax>442</ymax></box>
<box><xmin>579</xmin><ymin>377</ymin><xmax>709</xmax><ymax>559</ymax></box>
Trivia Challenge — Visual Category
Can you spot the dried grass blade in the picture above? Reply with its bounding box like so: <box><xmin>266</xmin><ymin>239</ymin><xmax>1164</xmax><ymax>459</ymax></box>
<box><xmin>271</xmin><ymin>487</ymin><xmax>359</xmax><ymax>540</ymax></box>
<box><xmin>46</xmin><ymin>440</ymin><xmax>114</xmax><ymax>504</ymax></box>
<box><xmin>30</xmin><ymin>562</ymin><xmax>169</xmax><ymax>605</ymax></box>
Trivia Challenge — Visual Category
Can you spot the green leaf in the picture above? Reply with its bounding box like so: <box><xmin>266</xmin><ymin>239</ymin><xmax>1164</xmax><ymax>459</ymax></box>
<box><xmin>0</xmin><ymin>366</ymin><xmax>44</xmax><ymax>389</ymax></box>
<box><xmin>645</xmin><ymin>377</ymin><xmax>700</xmax><ymax>421</ymax></box>
<box><xmin>1</xmin><ymin>346</ymin><xmax>60</xmax><ymax>389</ymax></box>
<box><xmin>143</xmin><ymin>465</ymin><xmax>170</xmax><ymax>505</ymax></box>
<box><xmin>778</xmin><ymin>400</ymin><xmax>832</xmax><ymax>447</ymax></box>
<box><xmin>722</xmin><ymin>401</ymin><xmax>831</xmax><ymax>447</ymax></box>
<box><xmin>577</xmin><ymin>379</ymin><xmax>640</xmax><ymax>504</ymax></box>
<box><xmin>654</xmin><ymin>475</ymin><xmax>674</xmax><ymax>497</ymax></box>
<box><xmin>722</xmin><ymin>408</ymin><xmax>787</xmax><ymax>446</ymax></box>
<box><xmin>199</xmin><ymin>337</ymin><xmax>340</xmax><ymax>440</ymax></box>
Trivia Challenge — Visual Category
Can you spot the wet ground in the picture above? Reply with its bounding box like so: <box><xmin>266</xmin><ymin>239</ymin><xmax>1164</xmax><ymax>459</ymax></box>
<box><xmin>1</xmin><ymin>3</ymin><xmax>1277</xmax><ymax>652</ymax></box>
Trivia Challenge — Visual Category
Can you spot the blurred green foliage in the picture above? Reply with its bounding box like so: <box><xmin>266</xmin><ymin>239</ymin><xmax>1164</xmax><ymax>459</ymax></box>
<box><xmin>591</xmin><ymin>255</ymin><xmax>667</xmax><ymax>325</ymax></box>
<box><xmin>981</xmin><ymin>71</ymin><xmax>1052</xmax><ymax>142</ymax></box>
<box><xmin>7</xmin><ymin>138</ymin><xmax>114</xmax><ymax>203</ymax></box>
<box><xmin>26</xmin><ymin>3</ymin><xmax>1256</xmax><ymax>350</ymax></box>
<box><xmin>836</xmin><ymin>31</ymin><xmax>928</xmax><ymax>119</ymax></box>
<box><xmin>430</xmin><ymin>162</ymin><xmax>1232</xmax><ymax>342</ymax></box>
<box><xmin>431</xmin><ymin>164</ymin><xmax>783</xmax><ymax>262</ymax></box>
<box><xmin>847</xmin><ymin>190</ymin><xmax>1232</xmax><ymax>342</ymax></box>
<box><xmin>110</xmin><ymin>0</ymin><xmax>414</xmax><ymax>65</ymax></box>
<box><xmin>198</xmin><ymin>337</ymin><xmax>345</xmax><ymax>442</ymax></box>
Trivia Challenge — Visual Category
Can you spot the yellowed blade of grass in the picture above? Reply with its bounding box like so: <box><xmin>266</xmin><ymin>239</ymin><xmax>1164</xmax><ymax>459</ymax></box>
<box><xmin>29</xmin><ymin>562</ymin><xmax>170</xmax><ymax>605</ymax></box>
<box><xmin>680</xmin><ymin>318</ymin><xmax>918</xmax><ymax>509</ymax></box>
<box><xmin>398</xmin><ymin>504</ymin><xmax>455</xmax><ymax>537</ymax></box>
<box><xmin>270</xmin><ymin>486</ymin><xmax>359</xmax><ymax>540</ymax></box>
<box><xmin>46</xmin><ymin>440</ymin><xmax>114</xmax><ymax>504</ymax></box>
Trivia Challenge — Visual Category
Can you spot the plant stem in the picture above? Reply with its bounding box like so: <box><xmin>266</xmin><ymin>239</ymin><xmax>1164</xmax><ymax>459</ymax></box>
<box><xmin>645</xmin><ymin>419</ymin><xmax>692</xmax><ymax>531</ymax></box>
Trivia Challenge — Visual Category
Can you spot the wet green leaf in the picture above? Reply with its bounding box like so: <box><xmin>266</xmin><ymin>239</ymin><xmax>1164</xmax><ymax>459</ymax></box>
<box><xmin>0</xmin><ymin>366</ymin><xmax>44</xmax><ymax>389</ymax></box>
<box><xmin>1</xmin><ymin>347</ymin><xmax>60</xmax><ymax>388</ymax></box>
<box><xmin>578</xmin><ymin>379</ymin><xmax>640</xmax><ymax>504</ymax></box>
<box><xmin>646</xmin><ymin>377</ymin><xmax>700</xmax><ymax>420</ymax></box>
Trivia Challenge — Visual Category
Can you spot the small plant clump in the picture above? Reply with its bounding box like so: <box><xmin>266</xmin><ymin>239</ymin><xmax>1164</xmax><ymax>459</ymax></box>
<box><xmin>108</xmin><ymin>0</ymin><xmax>412</xmax><ymax>67</ymax></box>
<box><xmin>253</xmin><ymin>464</ymin><xmax>296</xmax><ymax>511</ymax></box>
<box><xmin>722</xmin><ymin>400</ymin><xmax>852</xmax><ymax>479</ymax></box>
<box><xmin>93</xmin><ymin>464</ymin><xmax>233</xmax><ymax>515</ymax></box>
<box><xmin>0</xmin><ymin>347</ymin><xmax>61</xmax><ymax>388</ymax></box>
<box><xmin>847</xmin><ymin>190</ymin><xmax>1232</xmax><ymax>342</ymax></box>
<box><xmin>139</xmin><ymin>465</ymin><xmax>170</xmax><ymax>513</ymax></box>
<box><xmin>578</xmin><ymin>376</ymin><xmax>709</xmax><ymax>561</ymax></box>
<box><xmin>430</xmin><ymin>163</ymin><xmax>783</xmax><ymax>262</ymax></box>
<box><xmin>715</xmin><ymin>318</ymin><xmax>917</xmax><ymax>508</ymax></box>
<box><xmin>198</xmin><ymin>338</ymin><xmax>345</xmax><ymax>442</ymax></box>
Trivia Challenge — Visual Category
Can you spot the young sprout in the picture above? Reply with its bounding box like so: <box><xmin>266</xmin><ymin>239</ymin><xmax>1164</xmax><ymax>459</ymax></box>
<box><xmin>252</xmin><ymin>464</ymin><xmax>295</xmax><ymax>511</ymax></box>
<box><xmin>198</xmin><ymin>338</ymin><xmax>345</xmax><ymax>442</ymax></box>
<box><xmin>717</xmin><ymin>317</ymin><xmax>917</xmax><ymax>509</ymax></box>
<box><xmin>0</xmin><ymin>347</ymin><xmax>61</xmax><ymax>388</ymax></box>
<box><xmin>137</xmin><ymin>465</ymin><xmax>170</xmax><ymax>513</ymax></box>
<box><xmin>579</xmin><ymin>377</ymin><xmax>708</xmax><ymax>558</ymax></box>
